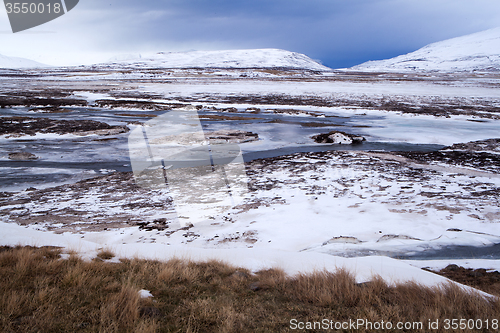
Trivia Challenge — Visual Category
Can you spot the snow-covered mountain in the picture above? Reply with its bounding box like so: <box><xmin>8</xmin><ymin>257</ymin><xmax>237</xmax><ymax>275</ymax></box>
<box><xmin>105</xmin><ymin>49</ymin><xmax>331</xmax><ymax>71</ymax></box>
<box><xmin>352</xmin><ymin>27</ymin><xmax>500</xmax><ymax>72</ymax></box>
<box><xmin>0</xmin><ymin>53</ymin><xmax>48</xmax><ymax>69</ymax></box>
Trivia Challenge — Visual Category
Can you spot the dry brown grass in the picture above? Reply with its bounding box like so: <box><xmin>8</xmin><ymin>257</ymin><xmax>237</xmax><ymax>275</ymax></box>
<box><xmin>0</xmin><ymin>246</ymin><xmax>499</xmax><ymax>332</ymax></box>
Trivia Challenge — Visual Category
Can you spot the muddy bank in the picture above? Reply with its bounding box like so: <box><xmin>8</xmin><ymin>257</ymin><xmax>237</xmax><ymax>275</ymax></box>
<box><xmin>0</xmin><ymin>117</ymin><xmax>129</xmax><ymax>137</ymax></box>
<box><xmin>94</xmin><ymin>99</ymin><xmax>188</xmax><ymax>110</ymax></box>
<box><xmin>447</xmin><ymin>138</ymin><xmax>500</xmax><ymax>153</ymax></box>
<box><xmin>205</xmin><ymin>130</ymin><xmax>259</xmax><ymax>144</ymax></box>
<box><xmin>0</xmin><ymin>90</ymin><xmax>87</xmax><ymax>108</ymax></box>
<box><xmin>396</xmin><ymin>138</ymin><xmax>500</xmax><ymax>174</ymax></box>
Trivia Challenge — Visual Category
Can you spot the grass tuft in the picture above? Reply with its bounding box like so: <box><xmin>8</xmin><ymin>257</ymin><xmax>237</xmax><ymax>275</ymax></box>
<box><xmin>97</xmin><ymin>248</ymin><xmax>116</xmax><ymax>261</ymax></box>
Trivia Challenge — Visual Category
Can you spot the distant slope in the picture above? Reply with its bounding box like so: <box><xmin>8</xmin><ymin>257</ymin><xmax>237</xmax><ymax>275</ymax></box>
<box><xmin>105</xmin><ymin>49</ymin><xmax>331</xmax><ymax>71</ymax></box>
<box><xmin>0</xmin><ymin>54</ymin><xmax>48</xmax><ymax>69</ymax></box>
<box><xmin>352</xmin><ymin>27</ymin><xmax>500</xmax><ymax>72</ymax></box>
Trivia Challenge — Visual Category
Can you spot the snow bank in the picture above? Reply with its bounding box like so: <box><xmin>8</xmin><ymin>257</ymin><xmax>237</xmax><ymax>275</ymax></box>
<box><xmin>0</xmin><ymin>221</ymin><xmax>479</xmax><ymax>292</ymax></box>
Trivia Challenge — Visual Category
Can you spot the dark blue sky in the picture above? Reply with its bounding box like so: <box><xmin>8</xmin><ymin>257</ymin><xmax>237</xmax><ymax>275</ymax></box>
<box><xmin>2</xmin><ymin>0</ymin><xmax>500</xmax><ymax>67</ymax></box>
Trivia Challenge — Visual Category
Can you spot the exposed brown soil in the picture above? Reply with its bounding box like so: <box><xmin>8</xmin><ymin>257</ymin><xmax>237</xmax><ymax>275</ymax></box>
<box><xmin>28</xmin><ymin>106</ymin><xmax>73</xmax><ymax>113</ymax></box>
<box><xmin>0</xmin><ymin>117</ymin><xmax>129</xmax><ymax>136</ymax></box>
<box><xmin>299</xmin><ymin>121</ymin><xmax>342</xmax><ymax>127</ymax></box>
<box><xmin>399</xmin><ymin>150</ymin><xmax>500</xmax><ymax>174</ymax></box>
<box><xmin>176</xmin><ymin>94</ymin><xmax>500</xmax><ymax>119</ymax></box>
<box><xmin>396</xmin><ymin>138</ymin><xmax>500</xmax><ymax>174</ymax></box>
<box><xmin>0</xmin><ymin>90</ymin><xmax>87</xmax><ymax>108</ymax></box>
<box><xmin>204</xmin><ymin>130</ymin><xmax>259</xmax><ymax>143</ymax></box>
<box><xmin>429</xmin><ymin>265</ymin><xmax>500</xmax><ymax>297</ymax></box>
<box><xmin>8</xmin><ymin>152</ymin><xmax>38</xmax><ymax>161</ymax></box>
<box><xmin>94</xmin><ymin>99</ymin><xmax>188</xmax><ymax>110</ymax></box>
<box><xmin>269</xmin><ymin>108</ymin><xmax>325</xmax><ymax>117</ymax></box>
<box><xmin>447</xmin><ymin>138</ymin><xmax>500</xmax><ymax>153</ymax></box>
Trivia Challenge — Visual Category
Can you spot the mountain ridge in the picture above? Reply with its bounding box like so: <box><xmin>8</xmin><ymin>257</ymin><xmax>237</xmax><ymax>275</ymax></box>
<box><xmin>0</xmin><ymin>54</ymin><xmax>49</xmax><ymax>69</ymax></box>
<box><xmin>103</xmin><ymin>48</ymin><xmax>331</xmax><ymax>71</ymax></box>
<box><xmin>352</xmin><ymin>27</ymin><xmax>500</xmax><ymax>72</ymax></box>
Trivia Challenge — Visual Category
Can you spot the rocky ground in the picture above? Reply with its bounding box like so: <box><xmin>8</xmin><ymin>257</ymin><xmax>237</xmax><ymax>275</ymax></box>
<box><xmin>395</xmin><ymin>139</ymin><xmax>500</xmax><ymax>174</ymax></box>
<box><xmin>0</xmin><ymin>171</ymin><xmax>175</xmax><ymax>233</ymax></box>
<box><xmin>1</xmin><ymin>138</ymin><xmax>498</xmax><ymax>253</ymax></box>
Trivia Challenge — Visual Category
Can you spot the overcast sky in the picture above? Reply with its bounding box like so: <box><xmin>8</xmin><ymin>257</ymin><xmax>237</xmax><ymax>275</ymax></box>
<box><xmin>1</xmin><ymin>0</ymin><xmax>499</xmax><ymax>68</ymax></box>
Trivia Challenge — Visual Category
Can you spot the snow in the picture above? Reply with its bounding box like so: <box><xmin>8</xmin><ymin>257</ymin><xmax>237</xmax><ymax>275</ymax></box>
<box><xmin>0</xmin><ymin>220</ymin><xmax>489</xmax><ymax>297</ymax></box>
<box><xmin>138</xmin><ymin>289</ymin><xmax>153</xmax><ymax>298</ymax></box>
<box><xmin>0</xmin><ymin>53</ymin><xmax>49</xmax><ymax>69</ymax></box>
<box><xmin>352</xmin><ymin>27</ymin><xmax>500</xmax><ymax>72</ymax></box>
<box><xmin>104</xmin><ymin>49</ymin><xmax>331</xmax><ymax>71</ymax></box>
<box><xmin>73</xmin><ymin>91</ymin><xmax>110</xmax><ymax>105</ymax></box>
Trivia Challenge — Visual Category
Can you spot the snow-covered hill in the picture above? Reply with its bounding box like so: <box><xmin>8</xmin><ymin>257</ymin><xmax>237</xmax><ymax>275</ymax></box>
<box><xmin>352</xmin><ymin>27</ymin><xmax>500</xmax><ymax>72</ymax></box>
<box><xmin>0</xmin><ymin>54</ymin><xmax>48</xmax><ymax>69</ymax></box>
<box><xmin>105</xmin><ymin>49</ymin><xmax>331</xmax><ymax>71</ymax></box>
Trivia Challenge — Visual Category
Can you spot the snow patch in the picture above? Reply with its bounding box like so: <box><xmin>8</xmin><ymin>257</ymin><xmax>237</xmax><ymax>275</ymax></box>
<box><xmin>138</xmin><ymin>289</ymin><xmax>153</xmax><ymax>298</ymax></box>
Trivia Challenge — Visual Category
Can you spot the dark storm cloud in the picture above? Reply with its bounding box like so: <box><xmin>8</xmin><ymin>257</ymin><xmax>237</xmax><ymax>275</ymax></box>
<box><xmin>80</xmin><ymin>0</ymin><xmax>500</xmax><ymax>68</ymax></box>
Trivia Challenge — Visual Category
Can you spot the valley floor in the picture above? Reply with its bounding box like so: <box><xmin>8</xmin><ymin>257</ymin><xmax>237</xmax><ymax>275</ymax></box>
<box><xmin>1</xmin><ymin>67</ymin><xmax>500</xmax><ymax>289</ymax></box>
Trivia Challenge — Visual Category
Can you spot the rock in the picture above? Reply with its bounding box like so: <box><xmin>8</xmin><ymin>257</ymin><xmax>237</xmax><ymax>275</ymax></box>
<box><xmin>74</xmin><ymin>126</ymin><xmax>129</xmax><ymax>136</ymax></box>
<box><xmin>356</xmin><ymin>281</ymin><xmax>375</xmax><ymax>288</ymax></box>
<box><xmin>246</xmin><ymin>107</ymin><xmax>261</xmax><ymax>113</ymax></box>
<box><xmin>323</xmin><ymin>236</ymin><xmax>362</xmax><ymax>245</ymax></box>
<box><xmin>249</xmin><ymin>282</ymin><xmax>261</xmax><ymax>291</ymax></box>
<box><xmin>444</xmin><ymin>264</ymin><xmax>460</xmax><ymax>271</ymax></box>
<box><xmin>205</xmin><ymin>130</ymin><xmax>259</xmax><ymax>144</ymax></box>
<box><xmin>139</xmin><ymin>307</ymin><xmax>162</xmax><ymax>318</ymax></box>
<box><xmin>470</xmin><ymin>269</ymin><xmax>486</xmax><ymax>278</ymax></box>
<box><xmin>312</xmin><ymin>131</ymin><xmax>365</xmax><ymax>144</ymax></box>
<box><xmin>8</xmin><ymin>152</ymin><xmax>38</xmax><ymax>160</ymax></box>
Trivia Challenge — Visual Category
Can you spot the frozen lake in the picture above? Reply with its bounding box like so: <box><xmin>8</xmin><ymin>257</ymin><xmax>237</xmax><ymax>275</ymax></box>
<box><xmin>3</xmin><ymin>104</ymin><xmax>499</xmax><ymax>191</ymax></box>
